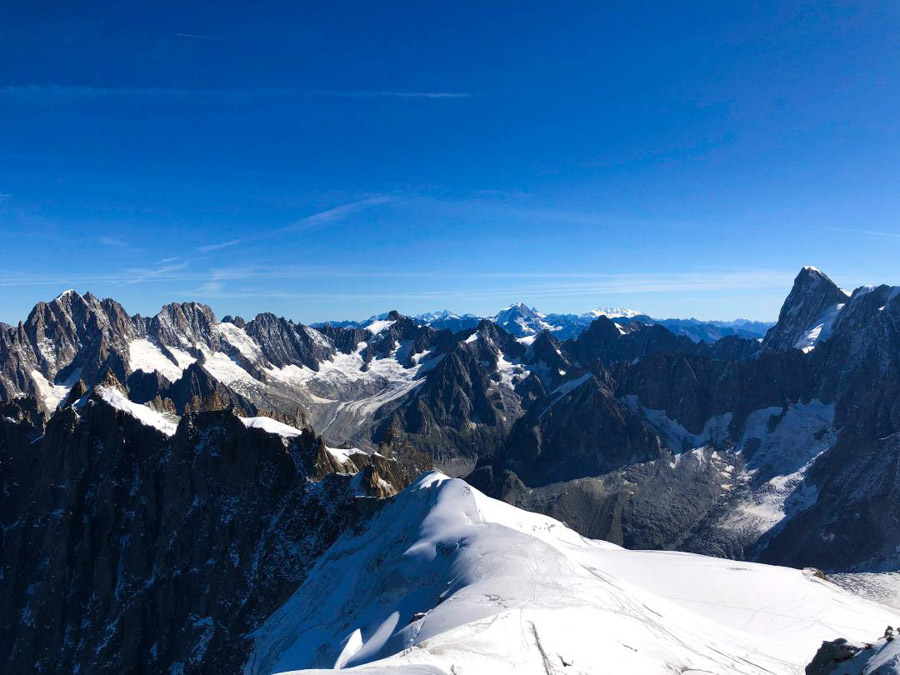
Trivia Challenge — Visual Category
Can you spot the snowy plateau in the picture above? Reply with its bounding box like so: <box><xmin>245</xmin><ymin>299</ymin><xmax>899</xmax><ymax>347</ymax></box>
<box><xmin>247</xmin><ymin>474</ymin><xmax>897</xmax><ymax>675</ymax></box>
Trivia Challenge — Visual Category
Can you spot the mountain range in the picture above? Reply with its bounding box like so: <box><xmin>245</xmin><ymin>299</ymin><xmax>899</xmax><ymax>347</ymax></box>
<box><xmin>317</xmin><ymin>303</ymin><xmax>774</xmax><ymax>342</ymax></box>
<box><xmin>3</xmin><ymin>266</ymin><xmax>900</xmax><ymax>672</ymax></box>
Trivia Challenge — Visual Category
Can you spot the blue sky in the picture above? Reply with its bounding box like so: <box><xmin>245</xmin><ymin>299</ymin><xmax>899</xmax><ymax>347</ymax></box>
<box><xmin>1</xmin><ymin>2</ymin><xmax>899</xmax><ymax>324</ymax></box>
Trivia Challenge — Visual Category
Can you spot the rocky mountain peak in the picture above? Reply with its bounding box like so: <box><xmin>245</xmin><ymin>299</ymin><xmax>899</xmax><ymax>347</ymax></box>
<box><xmin>492</xmin><ymin>302</ymin><xmax>548</xmax><ymax>337</ymax></box>
<box><xmin>494</xmin><ymin>302</ymin><xmax>538</xmax><ymax>321</ymax></box>
<box><xmin>762</xmin><ymin>267</ymin><xmax>850</xmax><ymax>352</ymax></box>
<box><xmin>150</xmin><ymin>301</ymin><xmax>217</xmax><ymax>347</ymax></box>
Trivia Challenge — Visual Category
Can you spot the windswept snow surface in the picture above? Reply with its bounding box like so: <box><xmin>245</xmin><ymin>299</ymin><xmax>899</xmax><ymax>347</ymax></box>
<box><xmin>239</xmin><ymin>416</ymin><xmax>304</xmax><ymax>437</ymax></box>
<box><xmin>97</xmin><ymin>386</ymin><xmax>178</xmax><ymax>436</ymax></box>
<box><xmin>246</xmin><ymin>474</ymin><xmax>896</xmax><ymax>675</ymax></box>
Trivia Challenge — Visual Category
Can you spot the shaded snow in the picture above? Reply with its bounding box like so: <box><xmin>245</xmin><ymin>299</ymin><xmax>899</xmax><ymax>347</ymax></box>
<box><xmin>623</xmin><ymin>394</ymin><xmax>732</xmax><ymax>452</ymax></box>
<box><xmin>831</xmin><ymin>572</ymin><xmax>900</xmax><ymax>612</ymax></box>
<box><xmin>246</xmin><ymin>474</ymin><xmax>896</xmax><ymax>675</ymax></box>
<box><xmin>723</xmin><ymin>400</ymin><xmax>836</xmax><ymax>536</ymax></box>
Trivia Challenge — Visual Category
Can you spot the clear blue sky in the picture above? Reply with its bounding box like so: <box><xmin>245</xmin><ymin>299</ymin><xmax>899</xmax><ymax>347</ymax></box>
<box><xmin>2</xmin><ymin>2</ymin><xmax>899</xmax><ymax>324</ymax></box>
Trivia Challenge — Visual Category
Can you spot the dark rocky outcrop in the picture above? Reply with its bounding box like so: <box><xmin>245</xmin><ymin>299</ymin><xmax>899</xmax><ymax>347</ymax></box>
<box><xmin>0</xmin><ymin>391</ymin><xmax>427</xmax><ymax>673</ymax></box>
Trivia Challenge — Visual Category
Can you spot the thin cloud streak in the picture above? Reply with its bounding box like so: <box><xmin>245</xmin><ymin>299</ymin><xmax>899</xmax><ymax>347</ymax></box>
<box><xmin>0</xmin><ymin>86</ymin><xmax>471</xmax><ymax>105</ymax></box>
<box><xmin>282</xmin><ymin>196</ymin><xmax>393</xmax><ymax>232</ymax></box>
<box><xmin>197</xmin><ymin>197</ymin><xmax>392</xmax><ymax>252</ymax></box>
<box><xmin>197</xmin><ymin>239</ymin><xmax>243</xmax><ymax>253</ymax></box>
<box><xmin>323</xmin><ymin>90</ymin><xmax>471</xmax><ymax>99</ymax></box>
<box><xmin>184</xmin><ymin>276</ymin><xmax>792</xmax><ymax>303</ymax></box>
<box><xmin>824</xmin><ymin>227</ymin><xmax>900</xmax><ymax>239</ymax></box>
<box><xmin>173</xmin><ymin>32</ymin><xmax>238</xmax><ymax>42</ymax></box>
<box><xmin>0</xmin><ymin>267</ymin><xmax>792</xmax><ymax>289</ymax></box>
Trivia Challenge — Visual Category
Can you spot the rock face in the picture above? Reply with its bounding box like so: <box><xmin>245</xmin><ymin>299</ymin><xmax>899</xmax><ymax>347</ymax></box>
<box><xmin>5</xmin><ymin>267</ymin><xmax>900</xmax><ymax>670</ymax></box>
<box><xmin>762</xmin><ymin>267</ymin><xmax>850</xmax><ymax>352</ymax></box>
<box><xmin>466</xmin><ymin>268</ymin><xmax>900</xmax><ymax>573</ymax></box>
<box><xmin>806</xmin><ymin>628</ymin><xmax>900</xmax><ymax>674</ymax></box>
<box><xmin>0</xmin><ymin>389</ymin><xmax>428</xmax><ymax>673</ymax></box>
<box><xmin>4</xmin><ymin>265</ymin><xmax>900</xmax><ymax>675</ymax></box>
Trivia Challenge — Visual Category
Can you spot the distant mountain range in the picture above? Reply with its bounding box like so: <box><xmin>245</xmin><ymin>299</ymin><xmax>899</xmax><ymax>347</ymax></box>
<box><xmin>4</xmin><ymin>266</ymin><xmax>900</xmax><ymax>672</ymax></box>
<box><xmin>315</xmin><ymin>302</ymin><xmax>774</xmax><ymax>342</ymax></box>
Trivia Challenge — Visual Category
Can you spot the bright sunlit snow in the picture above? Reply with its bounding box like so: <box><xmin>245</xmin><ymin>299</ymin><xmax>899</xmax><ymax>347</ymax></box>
<box><xmin>239</xmin><ymin>416</ymin><xmax>304</xmax><ymax>437</ymax></box>
<box><xmin>97</xmin><ymin>386</ymin><xmax>178</xmax><ymax>436</ymax></box>
<box><xmin>246</xmin><ymin>474</ymin><xmax>896</xmax><ymax>675</ymax></box>
<box><xmin>29</xmin><ymin>368</ymin><xmax>78</xmax><ymax>410</ymax></box>
<box><xmin>128</xmin><ymin>338</ymin><xmax>194</xmax><ymax>382</ymax></box>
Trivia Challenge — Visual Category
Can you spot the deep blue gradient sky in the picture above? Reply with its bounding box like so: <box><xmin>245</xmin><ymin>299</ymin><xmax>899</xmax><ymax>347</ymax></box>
<box><xmin>2</xmin><ymin>2</ymin><xmax>899</xmax><ymax>324</ymax></box>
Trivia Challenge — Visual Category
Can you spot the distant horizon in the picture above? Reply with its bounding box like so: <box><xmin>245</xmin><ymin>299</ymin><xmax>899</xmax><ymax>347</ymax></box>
<box><xmin>3</xmin><ymin>265</ymin><xmax>869</xmax><ymax>326</ymax></box>
<box><xmin>2</xmin><ymin>262</ymin><xmax>885</xmax><ymax>325</ymax></box>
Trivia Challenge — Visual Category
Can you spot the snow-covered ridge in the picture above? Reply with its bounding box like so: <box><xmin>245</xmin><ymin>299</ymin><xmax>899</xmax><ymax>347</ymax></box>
<box><xmin>97</xmin><ymin>386</ymin><xmax>178</xmax><ymax>436</ymax></box>
<box><xmin>246</xmin><ymin>474</ymin><xmax>896</xmax><ymax>674</ymax></box>
<box><xmin>239</xmin><ymin>416</ymin><xmax>304</xmax><ymax>437</ymax></box>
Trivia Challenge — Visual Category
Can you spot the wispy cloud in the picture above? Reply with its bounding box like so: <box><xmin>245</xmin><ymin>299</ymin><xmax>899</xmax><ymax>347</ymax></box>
<box><xmin>824</xmin><ymin>226</ymin><xmax>900</xmax><ymax>239</ymax></box>
<box><xmin>120</xmin><ymin>260</ymin><xmax>191</xmax><ymax>285</ymax></box>
<box><xmin>0</xmin><ymin>266</ymin><xmax>792</xmax><ymax>292</ymax></box>
<box><xmin>173</xmin><ymin>32</ymin><xmax>238</xmax><ymax>42</ymax></box>
<box><xmin>98</xmin><ymin>236</ymin><xmax>129</xmax><ymax>247</ymax></box>
<box><xmin>0</xmin><ymin>85</ymin><xmax>471</xmax><ymax>106</ymax></box>
<box><xmin>284</xmin><ymin>196</ymin><xmax>393</xmax><ymax>232</ymax></box>
<box><xmin>323</xmin><ymin>90</ymin><xmax>471</xmax><ymax>99</ymax></box>
<box><xmin>180</xmin><ymin>269</ymin><xmax>792</xmax><ymax>303</ymax></box>
<box><xmin>97</xmin><ymin>235</ymin><xmax>146</xmax><ymax>254</ymax></box>
<box><xmin>197</xmin><ymin>238</ymin><xmax>243</xmax><ymax>253</ymax></box>
<box><xmin>197</xmin><ymin>196</ymin><xmax>393</xmax><ymax>252</ymax></box>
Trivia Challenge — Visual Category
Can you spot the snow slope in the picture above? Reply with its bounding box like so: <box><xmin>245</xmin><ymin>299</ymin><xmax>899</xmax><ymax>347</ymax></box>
<box><xmin>97</xmin><ymin>386</ymin><xmax>179</xmax><ymax>436</ymax></box>
<box><xmin>246</xmin><ymin>474</ymin><xmax>896</xmax><ymax>675</ymax></box>
<box><xmin>128</xmin><ymin>338</ymin><xmax>194</xmax><ymax>383</ymax></box>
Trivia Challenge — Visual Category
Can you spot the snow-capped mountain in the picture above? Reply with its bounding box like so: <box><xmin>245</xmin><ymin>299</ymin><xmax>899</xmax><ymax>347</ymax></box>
<box><xmin>4</xmin><ymin>266</ymin><xmax>900</xmax><ymax>672</ymax></box>
<box><xmin>490</xmin><ymin>301</ymin><xmax>555</xmax><ymax>337</ymax></box>
<box><xmin>317</xmin><ymin>303</ymin><xmax>774</xmax><ymax>343</ymax></box>
<box><xmin>411</xmin><ymin>309</ymin><xmax>481</xmax><ymax>333</ymax></box>
<box><xmin>762</xmin><ymin>266</ymin><xmax>851</xmax><ymax>352</ymax></box>
<box><xmin>247</xmin><ymin>473</ymin><xmax>896</xmax><ymax>674</ymax></box>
